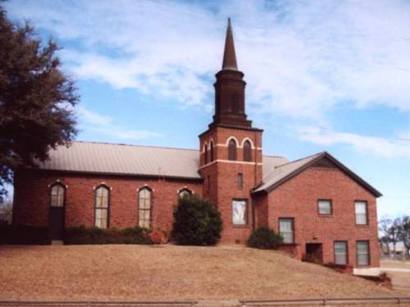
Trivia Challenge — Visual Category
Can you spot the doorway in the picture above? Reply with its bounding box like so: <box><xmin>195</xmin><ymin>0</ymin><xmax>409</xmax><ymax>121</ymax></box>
<box><xmin>49</xmin><ymin>206</ymin><xmax>64</xmax><ymax>240</ymax></box>
<box><xmin>305</xmin><ymin>243</ymin><xmax>323</xmax><ymax>264</ymax></box>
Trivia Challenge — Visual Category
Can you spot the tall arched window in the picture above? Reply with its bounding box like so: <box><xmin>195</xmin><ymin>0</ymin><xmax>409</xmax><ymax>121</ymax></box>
<box><xmin>243</xmin><ymin>140</ymin><xmax>252</xmax><ymax>162</ymax></box>
<box><xmin>50</xmin><ymin>183</ymin><xmax>65</xmax><ymax>207</ymax></box>
<box><xmin>95</xmin><ymin>185</ymin><xmax>109</xmax><ymax>229</ymax></box>
<box><xmin>210</xmin><ymin>141</ymin><xmax>214</xmax><ymax>162</ymax></box>
<box><xmin>204</xmin><ymin>143</ymin><xmax>208</xmax><ymax>164</ymax></box>
<box><xmin>178</xmin><ymin>188</ymin><xmax>192</xmax><ymax>199</ymax></box>
<box><xmin>139</xmin><ymin>188</ymin><xmax>152</xmax><ymax>229</ymax></box>
<box><xmin>228</xmin><ymin>139</ymin><xmax>237</xmax><ymax>161</ymax></box>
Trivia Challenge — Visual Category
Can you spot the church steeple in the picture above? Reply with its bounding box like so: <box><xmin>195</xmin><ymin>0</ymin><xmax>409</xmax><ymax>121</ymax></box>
<box><xmin>222</xmin><ymin>18</ymin><xmax>238</xmax><ymax>70</ymax></box>
<box><xmin>211</xmin><ymin>18</ymin><xmax>252</xmax><ymax>128</ymax></box>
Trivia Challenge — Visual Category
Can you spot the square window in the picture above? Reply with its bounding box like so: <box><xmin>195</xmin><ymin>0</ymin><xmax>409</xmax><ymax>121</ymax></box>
<box><xmin>232</xmin><ymin>200</ymin><xmax>247</xmax><ymax>225</ymax></box>
<box><xmin>318</xmin><ymin>199</ymin><xmax>332</xmax><ymax>215</ymax></box>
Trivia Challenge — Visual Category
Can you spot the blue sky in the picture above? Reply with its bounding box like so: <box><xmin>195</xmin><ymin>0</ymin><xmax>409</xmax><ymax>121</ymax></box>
<box><xmin>4</xmin><ymin>0</ymin><xmax>410</xmax><ymax>218</ymax></box>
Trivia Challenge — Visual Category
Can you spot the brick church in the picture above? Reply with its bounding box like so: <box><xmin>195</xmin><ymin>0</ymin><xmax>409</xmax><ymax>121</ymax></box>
<box><xmin>13</xmin><ymin>20</ymin><xmax>382</xmax><ymax>267</ymax></box>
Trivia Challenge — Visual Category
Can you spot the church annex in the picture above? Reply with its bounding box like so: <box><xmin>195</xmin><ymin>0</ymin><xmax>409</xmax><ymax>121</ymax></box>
<box><xmin>13</xmin><ymin>20</ymin><xmax>382</xmax><ymax>268</ymax></box>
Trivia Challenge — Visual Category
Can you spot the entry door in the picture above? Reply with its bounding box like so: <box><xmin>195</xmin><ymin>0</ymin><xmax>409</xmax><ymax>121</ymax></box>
<box><xmin>305</xmin><ymin>243</ymin><xmax>323</xmax><ymax>264</ymax></box>
<box><xmin>49</xmin><ymin>207</ymin><xmax>64</xmax><ymax>240</ymax></box>
<box><xmin>49</xmin><ymin>184</ymin><xmax>65</xmax><ymax>240</ymax></box>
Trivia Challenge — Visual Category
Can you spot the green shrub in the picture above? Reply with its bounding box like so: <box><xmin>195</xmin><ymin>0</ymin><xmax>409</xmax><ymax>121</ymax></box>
<box><xmin>247</xmin><ymin>226</ymin><xmax>283</xmax><ymax>249</ymax></box>
<box><xmin>0</xmin><ymin>225</ymin><xmax>50</xmax><ymax>245</ymax></box>
<box><xmin>172</xmin><ymin>195</ymin><xmax>222</xmax><ymax>245</ymax></box>
<box><xmin>64</xmin><ymin>226</ymin><xmax>152</xmax><ymax>244</ymax></box>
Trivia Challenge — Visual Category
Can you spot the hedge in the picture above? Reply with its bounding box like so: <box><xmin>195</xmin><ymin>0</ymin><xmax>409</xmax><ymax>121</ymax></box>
<box><xmin>247</xmin><ymin>226</ymin><xmax>283</xmax><ymax>249</ymax></box>
<box><xmin>64</xmin><ymin>226</ymin><xmax>153</xmax><ymax>244</ymax></box>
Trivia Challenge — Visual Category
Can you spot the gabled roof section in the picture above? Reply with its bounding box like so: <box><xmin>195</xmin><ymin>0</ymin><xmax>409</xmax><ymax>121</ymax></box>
<box><xmin>253</xmin><ymin>152</ymin><xmax>382</xmax><ymax>197</ymax></box>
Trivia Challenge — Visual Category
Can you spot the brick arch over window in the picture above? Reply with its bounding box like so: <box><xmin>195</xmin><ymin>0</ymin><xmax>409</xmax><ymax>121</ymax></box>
<box><xmin>178</xmin><ymin>188</ymin><xmax>192</xmax><ymax>199</ymax></box>
<box><xmin>95</xmin><ymin>185</ymin><xmax>110</xmax><ymax>229</ymax></box>
<box><xmin>243</xmin><ymin>140</ymin><xmax>253</xmax><ymax>162</ymax></box>
<box><xmin>228</xmin><ymin>138</ymin><xmax>238</xmax><ymax>161</ymax></box>
<box><xmin>138</xmin><ymin>187</ymin><xmax>152</xmax><ymax>229</ymax></box>
<box><xmin>50</xmin><ymin>183</ymin><xmax>66</xmax><ymax>208</ymax></box>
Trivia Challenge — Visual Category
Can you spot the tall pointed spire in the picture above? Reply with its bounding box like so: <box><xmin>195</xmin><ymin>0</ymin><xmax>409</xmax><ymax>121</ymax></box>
<box><xmin>222</xmin><ymin>18</ymin><xmax>238</xmax><ymax>70</ymax></box>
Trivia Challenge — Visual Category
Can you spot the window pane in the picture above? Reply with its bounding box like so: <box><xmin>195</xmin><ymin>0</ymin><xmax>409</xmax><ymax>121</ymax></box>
<box><xmin>178</xmin><ymin>189</ymin><xmax>191</xmax><ymax>199</ymax></box>
<box><xmin>95</xmin><ymin>208</ymin><xmax>107</xmax><ymax>229</ymax></box>
<box><xmin>318</xmin><ymin>200</ymin><xmax>331</xmax><ymax>214</ymax></box>
<box><xmin>334</xmin><ymin>242</ymin><xmax>347</xmax><ymax>265</ymax></box>
<box><xmin>51</xmin><ymin>185</ymin><xmax>64</xmax><ymax>207</ymax></box>
<box><xmin>228</xmin><ymin>139</ymin><xmax>237</xmax><ymax>161</ymax></box>
<box><xmin>232</xmin><ymin>200</ymin><xmax>246</xmax><ymax>225</ymax></box>
<box><xmin>243</xmin><ymin>140</ymin><xmax>252</xmax><ymax>161</ymax></box>
<box><xmin>279</xmin><ymin>219</ymin><xmax>294</xmax><ymax>243</ymax></box>
<box><xmin>357</xmin><ymin>242</ymin><xmax>369</xmax><ymax>266</ymax></box>
<box><xmin>355</xmin><ymin>202</ymin><xmax>367</xmax><ymax>224</ymax></box>
<box><xmin>96</xmin><ymin>187</ymin><xmax>109</xmax><ymax>208</ymax></box>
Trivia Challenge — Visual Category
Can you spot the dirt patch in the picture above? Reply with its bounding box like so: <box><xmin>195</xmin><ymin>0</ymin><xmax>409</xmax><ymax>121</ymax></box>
<box><xmin>0</xmin><ymin>245</ymin><xmax>405</xmax><ymax>301</ymax></box>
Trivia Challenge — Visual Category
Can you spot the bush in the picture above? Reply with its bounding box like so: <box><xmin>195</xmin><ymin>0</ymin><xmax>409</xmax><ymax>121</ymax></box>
<box><xmin>172</xmin><ymin>195</ymin><xmax>222</xmax><ymax>245</ymax></box>
<box><xmin>0</xmin><ymin>225</ymin><xmax>50</xmax><ymax>245</ymax></box>
<box><xmin>247</xmin><ymin>226</ymin><xmax>283</xmax><ymax>249</ymax></box>
<box><xmin>64</xmin><ymin>226</ymin><xmax>153</xmax><ymax>244</ymax></box>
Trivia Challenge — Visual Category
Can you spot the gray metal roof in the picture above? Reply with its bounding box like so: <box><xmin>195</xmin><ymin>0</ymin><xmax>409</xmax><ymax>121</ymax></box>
<box><xmin>253</xmin><ymin>152</ymin><xmax>322</xmax><ymax>193</ymax></box>
<box><xmin>36</xmin><ymin>141</ymin><xmax>288</xmax><ymax>180</ymax></box>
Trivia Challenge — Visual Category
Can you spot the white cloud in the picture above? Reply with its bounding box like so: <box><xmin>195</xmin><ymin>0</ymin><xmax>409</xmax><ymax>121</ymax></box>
<box><xmin>5</xmin><ymin>0</ymin><xmax>410</xmax><ymax>117</ymax></box>
<box><xmin>77</xmin><ymin>106</ymin><xmax>162</xmax><ymax>141</ymax></box>
<box><xmin>298</xmin><ymin>126</ymin><xmax>410</xmax><ymax>158</ymax></box>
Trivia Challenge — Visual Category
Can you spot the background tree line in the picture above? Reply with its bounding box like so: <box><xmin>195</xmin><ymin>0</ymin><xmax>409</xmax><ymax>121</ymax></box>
<box><xmin>379</xmin><ymin>215</ymin><xmax>410</xmax><ymax>259</ymax></box>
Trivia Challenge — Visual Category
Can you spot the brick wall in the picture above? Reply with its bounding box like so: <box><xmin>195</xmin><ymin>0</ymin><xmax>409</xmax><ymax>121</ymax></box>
<box><xmin>13</xmin><ymin>169</ymin><xmax>202</xmax><ymax>236</ymax></box>
<box><xmin>262</xmin><ymin>164</ymin><xmax>380</xmax><ymax>267</ymax></box>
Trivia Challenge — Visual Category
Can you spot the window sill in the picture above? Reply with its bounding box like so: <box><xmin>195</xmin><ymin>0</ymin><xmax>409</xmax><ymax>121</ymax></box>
<box><xmin>355</xmin><ymin>224</ymin><xmax>369</xmax><ymax>227</ymax></box>
<box><xmin>318</xmin><ymin>214</ymin><xmax>333</xmax><ymax>218</ymax></box>
<box><xmin>233</xmin><ymin>224</ymin><xmax>250</xmax><ymax>229</ymax></box>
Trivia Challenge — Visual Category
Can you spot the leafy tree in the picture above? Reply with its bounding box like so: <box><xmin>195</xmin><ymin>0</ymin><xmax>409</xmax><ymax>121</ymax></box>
<box><xmin>398</xmin><ymin>216</ymin><xmax>410</xmax><ymax>258</ymax></box>
<box><xmin>0</xmin><ymin>5</ymin><xmax>78</xmax><ymax>201</ymax></box>
<box><xmin>0</xmin><ymin>199</ymin><xmax>12</xmax><ymax>224</ymax></box>
<box><xmin>172</xmin><ymin>195</ymin><xmax>222</xmax><ymax>245</ymax></box>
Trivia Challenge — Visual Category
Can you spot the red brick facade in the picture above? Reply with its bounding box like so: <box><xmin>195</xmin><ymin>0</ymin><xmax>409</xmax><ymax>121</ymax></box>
<box><xmin>254</xmin><ymin>160</ymin><xmax>380</xmax><ymax>267</ymax></box>
<box><xmin>12</xmin><ymin>19</ymin><xmax>381</xmax><ymax>268</ymax></box>
<box><xmin>13</xmin><ymin>169</ymin><xmax>202</xmax><ymax>237</ymax></box>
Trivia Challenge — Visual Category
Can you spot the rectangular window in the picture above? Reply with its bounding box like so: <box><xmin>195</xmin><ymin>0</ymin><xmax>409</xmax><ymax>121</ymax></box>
<box><xmin>355</xmin><ymin>201</ymin><xmax>368</xmax><ymax>225</ymax></box>
<box><xmin>279</xmin><ymin>218</ymin><xmax>294</xmax><ymax>244</ymax></box>
<box><xmin>232</xmin><ymin>199</ymin><xmax>247</xmax><ymax>225</ymax></box>
<box><xmin>318</xmin><ymin>199</ymin><xmax>332</xmax><ymax>215</ymax></box>
<box><xmin>334</xmin><ymin>241</ymin><xmax>348</xmax><ymax>265</ymax></box>
<box><xmin>356</xmin><ymin>241</ymin><xmax>370</xmax><ymax>266</ymax></box>
<box><xmin>237</xmin><ymin>173</ymin><xmax>243</xmax><ymax>190</ymax></box>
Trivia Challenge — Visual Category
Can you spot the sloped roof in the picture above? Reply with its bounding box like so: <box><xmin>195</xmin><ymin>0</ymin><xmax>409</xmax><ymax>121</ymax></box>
<box><xmin>35</xmin><ymin>141</ymin><xmax>288</xmax><ymax>180</ymax></box>
<box><xmin>253</xmin><ymin>151</ymin><xmax>382</xmax><ymax>197</ymax></box>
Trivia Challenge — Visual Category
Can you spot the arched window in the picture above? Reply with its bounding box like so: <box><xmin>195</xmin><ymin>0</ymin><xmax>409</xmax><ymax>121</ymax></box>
<box><xmin>95</xmin><ymin>185</ymin><xmax>109</xmax><ymax>229</ymax></box>
<box><xmin>228</xmin><ymin>139</ymin><xmax>237</xmax><ymax>161</ymax></box>
<box><xmin>178</xmin><ymin>188</ymin><xmax>192</xmax><ymax>199</ymax></box>
<box><xmin>204</xmin><ymin>143</ymin><xmax>208</xmax><ymax>164</ymax></box>
<box><xmin>243</xmin><ymin>140</ymin><xmax>252</xmax><ymax>162</ymax></box>
<box><xmin>139</xmin><ymin>188</ymin><xmax>152</xmax><ymax>229</ymax></box>
<box><xmin>50</xmin><ymin>183</ymin><xmax>65</xmax><ymax>207</ymax></box>
<box><xmin>210</xmin><ymin>141</ymin><xmax>214</xmax><ymax>162</ymax></box>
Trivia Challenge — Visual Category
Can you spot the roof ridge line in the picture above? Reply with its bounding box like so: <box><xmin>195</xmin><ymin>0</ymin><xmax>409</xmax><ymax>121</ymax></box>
<box><xmin>274</xmin><ymin>151</ymin><xmax>325</xmax><ymax>169</ymax></box>
<box><xmin>71</xmin><ymin>140</ymin><xmax>199</xmax><ymax>152</ymax></box>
